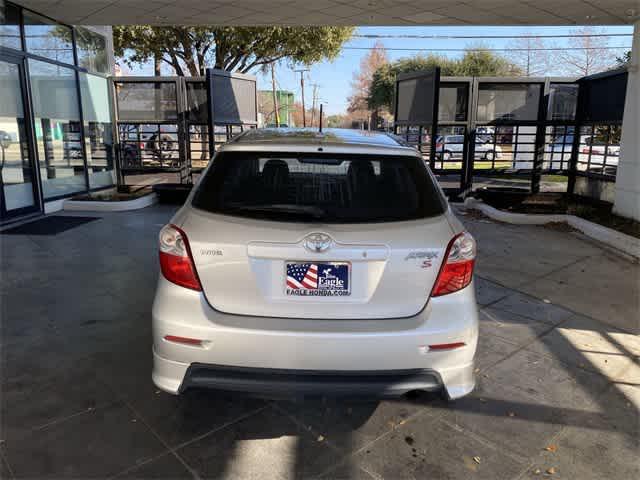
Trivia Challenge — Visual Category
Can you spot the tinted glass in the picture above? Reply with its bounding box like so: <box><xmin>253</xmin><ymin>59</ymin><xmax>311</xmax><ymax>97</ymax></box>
<box><xmin>29</xmin><ymin>59</ymin><xmax>86</xmax><ymax>198</ymax></box>
<box><xmin>80</xmin><ymin>73</ymin><xmax>114</xmax><ymax>187</ymax></box>
<box><xmin>115</xmin><ymin>82</ymin><xmax>178</xmax><ymax>121</ymax></box>
<box><xmin>578</xmin><ymin>73</ymin><xmax>627</xmax><ymax>123</ymax></box>
<box><xmin>24</xmin><ymin>11</ymin><xmax>74</xmax><ymax>65</ymax></box>
<box><xmin>396</xmin><ymin>73</ymin><xmax>438</xmax><ymax>126</ymax></box>
<box><xmin>185</xmin><ymin>81</ymin><xmax>208</xmax><ymax>123</ymax></box>
<box><xmin>76</xmin><ymin>26</ymin><xmax>109</xmax><ymax>74</ymax></box>
<box><xmin>548</xmin><ymin>83</ymin><xmax>578</xmax><ymax>121</ymax></box>
<box><xmin>439</xmin><ymin>84</ymin><xmax>468</xmax><ymax>122</ymax></box>
<box><xmin>0</xmin><ymin>1</ymin><xmax>21</xmax><ymax>50</ymax></box>
<box><xmin>193</xmin><ymin>153</ymin><xmax>445</xmax><ymax>223</ymax></box>
<box><xmin>211</xmin><ymin>74</ymin><xmax>256</xmax><ymax>124</ymax></box>
<box><xmin>477</xmin><ymin>83</ymin><xmax>541</xmax><ymax>122</ymax></box>
<box><xmin>0</xmin><ymin>59</ymin><xmax>36</xmax><ymax>214</ymax></box>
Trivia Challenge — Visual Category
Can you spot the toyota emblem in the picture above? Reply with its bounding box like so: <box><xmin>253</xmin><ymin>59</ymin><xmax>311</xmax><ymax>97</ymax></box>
<box><xmin>303</xmin><ymin>233</ymin><xmax>333</xmax><ymax>253</ymax></box>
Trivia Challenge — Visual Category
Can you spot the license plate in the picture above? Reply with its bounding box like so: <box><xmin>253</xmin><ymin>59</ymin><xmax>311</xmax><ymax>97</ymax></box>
<box><xmin>285</xmin><ymin>262</ymin><xmax>350</xmax><ymax>296</ymax></box>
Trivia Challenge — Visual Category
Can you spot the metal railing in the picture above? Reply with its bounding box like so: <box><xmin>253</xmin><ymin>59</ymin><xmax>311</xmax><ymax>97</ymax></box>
<box><xmin>113</xmin><ymin>72</ymin><xmax>257</xmax><ymax>185</ymax></box>
<box><xmin>394</xmin><ymin>72</ymin><xmax>626</xmax><ymax>202</ymax></box>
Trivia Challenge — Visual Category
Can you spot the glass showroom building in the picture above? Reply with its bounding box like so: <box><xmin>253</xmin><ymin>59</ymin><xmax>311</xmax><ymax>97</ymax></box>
<box><xmin>1</xmin><ymin>0</ymin><xmax>115</xmax><ymax>223</ymax></box>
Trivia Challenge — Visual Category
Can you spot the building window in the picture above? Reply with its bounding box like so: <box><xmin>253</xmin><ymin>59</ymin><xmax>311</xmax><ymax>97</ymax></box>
<box><xmin>80</xmin><ymin>73</ymin><xmax>114</xmax><ymax>188</ymax></box>
<box><xmin>76</xmin><ymin>26</ymin><xmax>109</xmax><ymax>74</ymax></box>
<box><xmin>477</xmin><ymin>84</ymin><xmax>542</xmax><ymax>122</ymax></box>
<box><xmin>0</xmin><ymin>1</ymin><xmax>21</xmax><ymax>50</ymax></box>
<box><xmin>29</xmin><ymin>59</ymin><xmax>86</xmax><ymax>198</ymax></box>
<box><xmin>23</xmin><ymin>10</ymin><xmax>74</xmax><ymax>65</ymax></box>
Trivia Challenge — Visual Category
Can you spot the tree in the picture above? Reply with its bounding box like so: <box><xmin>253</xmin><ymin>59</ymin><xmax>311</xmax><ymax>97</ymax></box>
<box><xmin>367</xmin><ymin>50</ymin><xmax>520</xmax><ymax>111</ymax></box>
<box><xmin>505</xmin><ymin>35</ymin><xmax>552</xmax><ymax>76</ymax></box>
<box><xmin>113</xmin><ymin>26</ymin><xmax>354</xmax><ymax>76</ymax></box>
<box><xmin>553</xmin><ymin>27</ymin><xmax>617</xmax><ymax>76</ymax></box>
<box><xmin>616</xmin><ymin>51</ymin><xmax>632</xmax><ymax>67</ymax></box>
<box><xmin>326</xmin><ymin>114</ymin><xmax>348</xmax><ymax>128</ymax></box>
<box><xmin>452</xmin><ymin>47</ymin><xmax>522</xmax><ymax>76</ymax></box>
<box><xmin>347</xmin><ymin>41</ymin><xmax>389</xmax><ymax>124</ymax></box>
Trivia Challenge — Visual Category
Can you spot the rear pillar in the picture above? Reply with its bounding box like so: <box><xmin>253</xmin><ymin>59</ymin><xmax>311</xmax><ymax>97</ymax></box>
<box><xmin>613</xmin><ymin>21</ymin><xmax>640</xmax><ymax>220</ymax></box>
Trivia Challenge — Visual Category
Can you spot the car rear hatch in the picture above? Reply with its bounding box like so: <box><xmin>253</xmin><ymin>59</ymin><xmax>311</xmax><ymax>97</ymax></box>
<box><xmin>183</xmin><ymin>150</ymin><xmax>453</xmax><ymax>319</ymax></box>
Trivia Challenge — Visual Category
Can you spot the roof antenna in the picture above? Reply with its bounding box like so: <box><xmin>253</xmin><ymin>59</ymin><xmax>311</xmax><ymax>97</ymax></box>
<box><xmin>319</xmin><ymin>104</ymin><xmax>323</xmax><ymax>133</ymax></box>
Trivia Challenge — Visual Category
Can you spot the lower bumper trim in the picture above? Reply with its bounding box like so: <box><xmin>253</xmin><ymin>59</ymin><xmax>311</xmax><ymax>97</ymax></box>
<box><xmin>179</xmin><ymin>363</ymin><xmax>443</xmax><ymax>397</ymax></box>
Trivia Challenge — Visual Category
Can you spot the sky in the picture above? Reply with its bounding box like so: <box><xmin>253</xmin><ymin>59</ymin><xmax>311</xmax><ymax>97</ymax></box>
<box><xmin>124</xmin><ymin>25</ymin><xmax>634</xmax><ymax>116</ymax></box>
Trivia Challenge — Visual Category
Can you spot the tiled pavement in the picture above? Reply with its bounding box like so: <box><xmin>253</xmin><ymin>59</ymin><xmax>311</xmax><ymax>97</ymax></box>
<box><xmin>0</xmin><ymin>204</ymin><xmax>638</xmax><ymax>479</ymax></box>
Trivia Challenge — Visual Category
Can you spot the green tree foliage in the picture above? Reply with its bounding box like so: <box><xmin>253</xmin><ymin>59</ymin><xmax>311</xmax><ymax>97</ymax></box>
<box><xmin>326</xmin><ymin>114</ymin><xmax>347</xmax><ymax>128</ymax></box>
<box><xmin>616</xmin><ymin>51</ymin><xmax>632</xmax><ymax>67</ymax></box>
<box><xmin>113</xmin><ymin>26</ymin><xmax>354</xmax><ymax>76</ymax></box>
<box><xmin>368</xmin><ymin>50</ymin><xmax>522</xmax><ymax>110</ymax></box>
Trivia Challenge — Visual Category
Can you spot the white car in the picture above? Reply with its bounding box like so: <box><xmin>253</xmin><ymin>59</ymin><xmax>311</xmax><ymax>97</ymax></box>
<box><xmin>544</xmin><ymin>134</ymin><xmax>620</xmax><ymax>173</ymax></box>
<box><xmin>152</xmin><ymin>128</ymin><xmax>478</xmax><ymax>400</ymax></box>
<box><xmin>436</xmin><ymin>135</ymin><xmax>503</xmax><ymax>161</ymax></box>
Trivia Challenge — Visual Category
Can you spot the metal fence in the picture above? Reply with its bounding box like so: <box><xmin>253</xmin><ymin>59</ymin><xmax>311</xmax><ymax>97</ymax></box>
<box><xmin>113</xmin><ymin>70</ymin><xmax>257</xmax><ymax>185</ymax></box>
<box><xmin>394</xmin><ymin>70</ymin><xmax>627</xmax><ymax>202</ymax></box>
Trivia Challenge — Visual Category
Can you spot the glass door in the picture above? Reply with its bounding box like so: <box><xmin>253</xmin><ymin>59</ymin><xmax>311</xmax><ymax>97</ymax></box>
<box><xmin>0</xmin><ymin>56</ymin><xmax>39</xmax><ymax>220</ymax></box>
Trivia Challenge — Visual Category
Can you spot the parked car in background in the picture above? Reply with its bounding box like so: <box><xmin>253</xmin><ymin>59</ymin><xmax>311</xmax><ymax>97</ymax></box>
<box><xmin>152</xmin><ymin>128</ymin><xmax>478</xmax><ymax>400</ymax></box>
<box><xmin>435</xmin><ymin>135</ymin><xmax>503</xmax><ymax>161</ymax></box>
<box><xmin>544</xmin><ymin>134</ymin><xmax>620</xmax><ymax>174</ymax></box>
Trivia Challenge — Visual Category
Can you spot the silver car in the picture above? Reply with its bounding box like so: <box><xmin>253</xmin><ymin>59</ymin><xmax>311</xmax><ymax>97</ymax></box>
<box><xmin>152</xmin><ymin>128</ymin><xmax>478</xmax><ymax>400</ymax></box>
<box><xmin>436</xmin><ymin>135</ymin><xmax>503</xmax><ymax>161</ymax></box>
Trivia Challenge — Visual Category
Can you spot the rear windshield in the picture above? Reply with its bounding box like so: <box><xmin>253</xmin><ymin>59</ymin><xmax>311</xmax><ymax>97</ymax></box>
<box><xmin>191</xmin><ymin>152</ymin><xmax>446</xmax><ymax>223</ymax></box>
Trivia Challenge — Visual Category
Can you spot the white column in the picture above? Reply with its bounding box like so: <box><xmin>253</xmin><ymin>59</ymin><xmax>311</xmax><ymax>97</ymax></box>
<box><xmin>613</xmin><ymin>21</ymin><xmax>640</xmax><ymax>220</ymax></box>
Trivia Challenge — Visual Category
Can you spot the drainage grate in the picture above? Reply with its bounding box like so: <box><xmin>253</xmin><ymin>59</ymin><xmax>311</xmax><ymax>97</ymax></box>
<box><xmin>2</xmin><ymin>216</ymin><xmax>100</xmax><ymax>235</ymax></box>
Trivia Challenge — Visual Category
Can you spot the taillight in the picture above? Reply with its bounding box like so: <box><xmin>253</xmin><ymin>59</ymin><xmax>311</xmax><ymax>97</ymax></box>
<box><xmin>432</xmin><ymin>232</ymin><xmax>476</xmax><ymax>297</ymax></box>
<box><xmin>158</xmin><ymin>224</ymin><xmax>202</xmax><ymax>291</ymax></box>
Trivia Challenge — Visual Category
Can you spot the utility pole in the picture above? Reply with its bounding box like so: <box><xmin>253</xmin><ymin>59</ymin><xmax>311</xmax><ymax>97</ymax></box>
<box><xmin>310</xmin><ymin>83</ymin><xmax>319</xmax><ymax>128</ymax></box>
<box><xmin>294</xmin><ymin>68</ymin><xmax>309</xmax><ymax>127</ymax></box>
<box><xmin>271</xmin><ymin>63</ymin><xmax>280</xmax><ymax>127</ymax></box>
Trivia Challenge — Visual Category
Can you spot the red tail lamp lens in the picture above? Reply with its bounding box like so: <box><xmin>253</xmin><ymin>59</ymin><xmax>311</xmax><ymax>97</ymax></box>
<box><xmin>158</xmin><ymin>224</ymin><xmax>201</xmax><ymax>291</ymax></box>
<box><xmin>432</xmin><ymin>232</ymin><xmax>476</xmax><ymax>297</ymax></box>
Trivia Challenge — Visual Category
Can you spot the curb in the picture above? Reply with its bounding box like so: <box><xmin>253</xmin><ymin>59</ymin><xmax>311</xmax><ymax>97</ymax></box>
<box><xmin>463</xmin><ymin>197</ymin><xmax>640</xmax><ymax>261</ymax></box>
<box><xmin>63</xmin><ymin>193</ymin><xmax>158</xmax><ymax>212</ymax></box>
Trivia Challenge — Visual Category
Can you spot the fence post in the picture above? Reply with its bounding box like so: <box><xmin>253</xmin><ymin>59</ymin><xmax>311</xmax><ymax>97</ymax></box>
<box><xmin>205</xmin><ymin>68</ymin><xmax>215</xmax><ymax>157</ymax></box>
<box><xmin>176</xmin><ymin>78</ymin><xmax>192</xmax><ymax>184</ymax></box>
<box><xmin>567</xmin><ymin>80</ymin><xmax>586</xmax><ymax>196</ymax></box>
<box><xmin>461</xmin><ymin>128</ymin><xmax>475</xmax><ymax>196</ymax></box>
<box><xmin>462</xmin><ymin>77</ymin><xmax>480</xmax><ymax>198</ymax></box>
<box><xmin>531</xmin><ymin>79</ymin><xmax>550</xmax><ymax>194</ymax></box>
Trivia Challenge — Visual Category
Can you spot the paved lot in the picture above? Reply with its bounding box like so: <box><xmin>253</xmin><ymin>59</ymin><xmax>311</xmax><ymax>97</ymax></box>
<box><xmin>0</xmin><ymin>204</ymin><xmax>638</xmax><ymax>479</ymax></box>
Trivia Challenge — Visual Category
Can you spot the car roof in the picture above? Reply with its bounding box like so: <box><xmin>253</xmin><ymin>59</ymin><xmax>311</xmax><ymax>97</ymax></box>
<box><xmin>223</xmin><ymin>128</ymin><xmax>417</xmax><ymax>155</ymax></box>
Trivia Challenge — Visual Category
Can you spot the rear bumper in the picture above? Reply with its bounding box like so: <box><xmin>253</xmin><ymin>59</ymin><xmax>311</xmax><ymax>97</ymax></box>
<box><xmin>153</xmin><ymin>351</ymin><xmax>474</xmax><ymax>399</ymax></box>
<box><xmin>182</xmin><ymin>363</ymin><xmax>442</xmax><ymax>397</ymax></box>
<box><xmin>152</xmin><ymin>276</ymin><xmax>478</xmax><ymax>400</ymax></box>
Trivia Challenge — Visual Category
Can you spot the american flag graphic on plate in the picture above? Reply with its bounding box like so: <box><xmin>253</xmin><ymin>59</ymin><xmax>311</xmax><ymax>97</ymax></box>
<box><xmin>286</xmin><ymin>262</ymin><xmax>350</xmax><ymax>296</ymax></box>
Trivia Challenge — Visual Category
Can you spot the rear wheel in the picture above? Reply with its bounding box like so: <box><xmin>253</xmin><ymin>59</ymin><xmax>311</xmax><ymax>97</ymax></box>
<box><xmin>484</xmin><ymin>150</ymin><xmax>495</xmax><ymax>161</ymax></box>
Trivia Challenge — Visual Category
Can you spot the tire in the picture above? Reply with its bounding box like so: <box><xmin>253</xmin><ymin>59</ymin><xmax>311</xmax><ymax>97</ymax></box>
<box><xmin>484</xmin><ymin>151</ymin><xmax>495</xmax><ymax>161</ymax></box>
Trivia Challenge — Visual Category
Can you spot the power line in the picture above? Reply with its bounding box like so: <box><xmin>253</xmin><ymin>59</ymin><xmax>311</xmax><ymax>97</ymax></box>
<box><xmin>342</xmin><ymin>46</ymin><xmax>631</xmax><ymax>52</ymax></box>
<box><xmin>353</xmin><ymin>33</ymin><xmax>633</xmax><ymax>40</ymax></box>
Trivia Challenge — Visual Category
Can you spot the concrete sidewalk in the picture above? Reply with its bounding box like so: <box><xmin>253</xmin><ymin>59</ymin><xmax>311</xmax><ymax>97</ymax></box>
<box><xmin>0</xmin><ymin>205</ymin><xmax>638</xmax><ymax>479</ymax></box>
